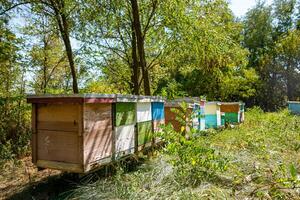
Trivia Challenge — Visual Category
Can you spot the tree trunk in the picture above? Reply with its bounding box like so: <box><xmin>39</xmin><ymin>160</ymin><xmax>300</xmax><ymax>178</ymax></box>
<box><xmin>130</xmin><ymin>0</ymin><xmax>151</xmax><ymax>95</ymax></box>
<box><xmin>131</xmin><ymin>21</ymin><xmax>140</xmax><ymax>95</ymax></box>
<box><xmin>50</xmin><ymin>0</ymin><xmax>79</xmax><ymax>94</ymax></box>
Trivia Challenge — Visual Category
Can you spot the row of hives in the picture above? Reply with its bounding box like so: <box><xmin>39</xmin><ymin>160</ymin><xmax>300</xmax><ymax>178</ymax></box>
<box><xmin>27</xmin><ymin>94</ymin><xmax>244</xmax><ymax>173</ymax></box>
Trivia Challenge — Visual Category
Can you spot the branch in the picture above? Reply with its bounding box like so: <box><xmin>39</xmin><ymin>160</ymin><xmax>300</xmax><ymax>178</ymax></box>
<box><xmin>147</xmin><ymin>50</ymin><xmax>163</xmax><ymax>70</ymax></box>
<box><xmin>0</xmin><ymin>1</ymin><xmax>31</xmax><ymax>15</ymax></box>
<box><xmin>142</xmin><ymin>0</ymin><xmax>158</xmax><ymax>38</ymax></box>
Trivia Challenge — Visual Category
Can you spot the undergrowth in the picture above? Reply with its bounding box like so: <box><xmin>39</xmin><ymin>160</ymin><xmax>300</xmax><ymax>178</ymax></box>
<box><xmin>67</xmin><ymin>107</ymin><xmax>300</xmax><ymax>199</ymax></box>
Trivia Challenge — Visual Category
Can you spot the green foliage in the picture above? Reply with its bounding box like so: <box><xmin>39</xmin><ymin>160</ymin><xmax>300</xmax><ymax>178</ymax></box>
<box><xmin>158</xmin><ymin>102</ymin><xmax>228</xmax><ymax>186</ymax></box>
<box><xmin>0</xmin><ymin>96</ymin><xmax>31</xmax><ymax>163</ymax></box>
<box><xmin>159</xmin><ymin>124</ymin><xmax>228</xmax><ymax>186</ymax></box>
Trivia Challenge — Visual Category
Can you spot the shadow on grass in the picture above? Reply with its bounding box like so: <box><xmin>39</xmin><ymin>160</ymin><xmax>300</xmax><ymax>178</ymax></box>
<box><xmin>8</xmin><ymin>156</ymin><xmax>146</xmax><ymax>200</ymax></box>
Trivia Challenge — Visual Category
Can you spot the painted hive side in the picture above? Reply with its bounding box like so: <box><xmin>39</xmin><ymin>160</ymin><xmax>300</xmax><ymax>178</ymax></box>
<box><xmin>221</xmin><ymin>113</ymin><xmax>226</xmax><ymax>126</ymax></box>
<box><xmin>200</xmin><ymin>118</ymin><xmax>205</xmax><ymax>130</ymax></box>
<box><xmin>115</xmin><ymin>102</ymin><xmax>136</xmax><ymax>126</ymax></box>
<box><xmin>164</xmin><ymin>107</ymin><xmax>181</xmax><ymax>132</ymax></box>
<box><xmin>288</xmin><ymin>103</ymin><xmax>300</xmax><ymax>114</ymax></box>
<box><xmin>137</xmin><ymin>102</ymin><xmax>152</xmax><ymax>122</ymax></box>
<box><xmin>152</xmin><ymin>102</ymin><xmax>164</xmax><ymax>120</ymax></box>
<box><xmin>115</xmin><ymin>124</ymin><xmax>135</xmax><ymax>158</ymax></box>
<box><xmin>205</xmin><ymin>114</ymin><xmax>218</xmax><ymax>128</ymax></box>
<box><xmin>137</xmin><ymin>120</ymin><xmax>152</xmax><ymax>146</ymax></box>
<box><xmin>216</xmin><ymin>110</ymin><xmax>221</xmax><ymax>126</ymax></box>
<box><xmin>83</xmin><ymin>103</ymin><xmax>112</xmax><ymax>167</ymax></box>
<box><xmin>224</xmin><ymin>112</ymin><xmax>239</xmax><ymax>124</ymax></box>
<box><xmin>36</xmin><ymin>103</ymin><xmax>80</xmax><ymax>164</ymax></box>
<box><xmin>220</xmin><ymin>104</ymin><xmax>239</xmax><ymax>113</ymax></box>
<box><xmin>205</xmin><ymin>104</ymin><xmax>217</xmax><ymax>115</ymax></box>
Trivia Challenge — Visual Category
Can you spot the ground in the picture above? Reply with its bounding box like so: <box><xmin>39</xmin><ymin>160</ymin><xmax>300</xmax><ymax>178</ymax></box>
<box><xmin>1</xmin><ymin>108</ymin><xmax>300</xmax><ymax>199</ymax></box>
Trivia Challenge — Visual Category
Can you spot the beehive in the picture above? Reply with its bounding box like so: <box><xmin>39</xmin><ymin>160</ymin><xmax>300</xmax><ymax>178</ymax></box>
<box><xmin>164</xmin><ymin>98</ymin><xmax>198</xmax><ymax>132</ymax></box>
<box><xmin>204</xmin><ymin>102</ymin><xmax>221</xmax><ymax>128</ymax></box>
<box><xmin>27</xmin><ymin>94</ymin><xmax>115</xmax><ymax>173</ymax></box>
<box><xmin>288</xmin><ymin>101</ymin><xmax>300</xmax><ymax>115</ymax></box>
<box><xmin>220</xmin><ymin>102</ymin><xmax>241</xmax><ymax>125</ymax></box>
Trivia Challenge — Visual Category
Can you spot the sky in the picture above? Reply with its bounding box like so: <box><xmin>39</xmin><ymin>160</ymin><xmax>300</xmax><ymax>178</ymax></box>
<box><xmin>229</xmin><ymin>0</ymin><xmax>273</xmax><ymax>17</ymax></box>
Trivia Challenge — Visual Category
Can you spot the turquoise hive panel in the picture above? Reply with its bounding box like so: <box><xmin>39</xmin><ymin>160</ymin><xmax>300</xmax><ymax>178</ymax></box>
<box><xmin>288</xmin><ymin>102</ymin><xmax>300</xmax><ymax>115</ymax></box>
<box><xmin>152</xmin><ymin>102</ymin><xmax>164</xmax><ymax>120</ymax></box>
<box><xmin>205</xmin><ymin>114</ymin><xmax>218</xmax><ymax>128</ymax></box>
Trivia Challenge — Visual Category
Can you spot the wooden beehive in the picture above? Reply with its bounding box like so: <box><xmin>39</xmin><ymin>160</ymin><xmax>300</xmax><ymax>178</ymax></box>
<box><xmin>27</xmin><ymin>94</ymin><xmax>115</xmax><ymax>173</ymax></box>
<box><xmin>164</xmin><ymin>99</ymin><xmax>196</xmax><ymax>132</ymax></box>
<box><xmin>220</xmin><ymin>102</ymin><xmax>241</xmax><ymax>124</ymax></box>
<box><xmin>288</xmin><ymin>101</ymin><xmax>300</xmax><ymax>115</ymax></box>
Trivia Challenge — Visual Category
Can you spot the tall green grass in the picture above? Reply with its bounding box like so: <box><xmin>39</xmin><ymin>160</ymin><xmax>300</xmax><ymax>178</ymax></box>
<box><xmin>67</xmin><ymin>108</ymin><xmax>300</xmax><ymax>199</ymax></box>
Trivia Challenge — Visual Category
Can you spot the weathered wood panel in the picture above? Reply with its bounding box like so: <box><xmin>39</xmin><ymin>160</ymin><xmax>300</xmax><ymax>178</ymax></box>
<box><xmin>31</xmin><ymin>104</ymin><xmax>37</xmax><ymax>163</ymax></box>
<box><xmin>37</xmin><ymin>130</ymin><xmax>79</xmax><ymax>164</ymax></box>
<box><xmin>37</xmin><ymin>160</ymin><xmax>83</xmax><ymax>173</ymax></box>
<box><xmin>137</xmin><ymin>102</ymin><xmax>152</xmax><ymax>122</ymax></box>
<box><xmin>115</xmin><ymin>124</ymin><xmax>135</xmax><ymax>158</ymax></box>
<box><xmin>83</xmin><ymin>104</ymin><xmax>113</xmax><ymax>165</ymax></box>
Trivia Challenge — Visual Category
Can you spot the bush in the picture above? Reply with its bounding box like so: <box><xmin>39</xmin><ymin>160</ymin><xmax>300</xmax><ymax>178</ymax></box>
<box><xmin>158</xmin><ymin>102</ymin><xmax>228</xmax><ymax>186</ymax></box>
<box><xmin>0</xmin><ymin>96</ymin><xmax>31</xmax><ymax>163</ymax></box>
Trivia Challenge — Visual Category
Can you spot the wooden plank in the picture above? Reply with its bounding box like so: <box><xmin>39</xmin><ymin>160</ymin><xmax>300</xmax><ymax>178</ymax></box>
<box><xmin>111</xmin><ymin>103</ymin><xmax>116</xmax><ymax>161</ymax></box>
<box><xmin>31</xmin><ymin>104</ymin><xmax>37</xmax><ymax>163</ymax></box>
<box><xmin>37</xmin><ymin>121</ymin><xmax>78</xmax><ymax>132</ymax></box>
<box><xmin>83</xmin><ymin>104</ymin><xmax>113</xmax><ymax>166</ymax></box>
<box><xmin>28</xmin><ymin>97</ymin><xmax>83</xmax><ymax>104</ymax></box>
<box><xmin>84</xmin><ymin>98</ymin><xmax>115</xmax><ymax>103</ymax></box>
<box><xmin>37</xmin><ymin>160</ymin><xmax>83</xmax><ymax>173</ymax></box>
<box><xmin>37</xmin><ymin>130</ymin><xmax>79</xmax><ymax>164</ymax></box>
<box><xmin>78</xmin><ymin>103</ymin><xmax>84</xmax><ymax>170</ymax></box>
<box><xmin>220</xmin><ymin>104</ymin><xmax>240</xmax><ymax>113</ymax></box>
<box><xmin>38</xmin><ymin>103</ymin><xmax>79</xmax><ymax>122</ymax></box>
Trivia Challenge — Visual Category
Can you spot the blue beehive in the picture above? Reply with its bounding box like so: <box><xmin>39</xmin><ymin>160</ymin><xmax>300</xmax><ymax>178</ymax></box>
<box><xmin>288</xmin><ymin>101</ymin><xmax>300</xmax><ymax>115</ymax></box>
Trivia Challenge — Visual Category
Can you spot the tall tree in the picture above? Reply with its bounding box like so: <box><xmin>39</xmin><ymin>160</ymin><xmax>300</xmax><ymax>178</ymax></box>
<box><xmin>1</xmin><ymin>0</ymin><xmax>79</xmax><ymax>93</ymax></box>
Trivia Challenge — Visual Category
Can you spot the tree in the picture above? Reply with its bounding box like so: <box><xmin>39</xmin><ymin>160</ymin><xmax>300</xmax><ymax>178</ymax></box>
<box><xmin>273</xmin><ymin>0</ymin><xmax>296</xmax><ymax>37</ymax></box>
<box><xmin>1</xmin><ymin>0</ymin><xmax>79</xmax><ymax>93</ymax></box>
<box><xmin>77</xmin><ymin>0</ymin><xmax>169</xmax><ymax>95</ymax></box>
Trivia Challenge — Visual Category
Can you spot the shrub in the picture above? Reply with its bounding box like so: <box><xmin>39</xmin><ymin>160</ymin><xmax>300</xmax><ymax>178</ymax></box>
<box><xmin>0</xmin><ymin>96</ymin><xmax>31</xmax><ymax>163</ymax></box>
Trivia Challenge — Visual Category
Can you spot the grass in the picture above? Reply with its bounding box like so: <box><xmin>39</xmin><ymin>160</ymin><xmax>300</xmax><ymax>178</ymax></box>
<box><xmin>66</xmin><ymin>107</ymin><xmax>300</xmax><ymax>199</ymax></box>
<box><xmin>2</xmin><ymin>108</ymin><xmax>300</xmax><ymax>199</ymax></box>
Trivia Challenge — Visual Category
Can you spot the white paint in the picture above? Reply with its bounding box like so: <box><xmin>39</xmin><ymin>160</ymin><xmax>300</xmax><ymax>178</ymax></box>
<box><xmin>115</xmin><ymin>125</ymin><xmax>135</xmax><ymax>157</ymax></box>
<box><xmin>216</xmin><ymin>110</ymin><xmax>221</xmax><ymax>126</ymax></box>
<box><xmin>200</xmin><ymin>118</ymin><xmax>205</xmax><ymax>131</ymax></box>
<box><xmin>137</xmin><ymin>102</ymin><xmax>152</xmax><ymax>122</ymax></box>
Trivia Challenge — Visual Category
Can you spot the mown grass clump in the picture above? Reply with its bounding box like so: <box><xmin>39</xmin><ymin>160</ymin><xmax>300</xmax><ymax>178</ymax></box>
<box><xmin>68</xmin><ymin>108</ymin><xmax>300</xmax><ymax>199</ymax></box>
